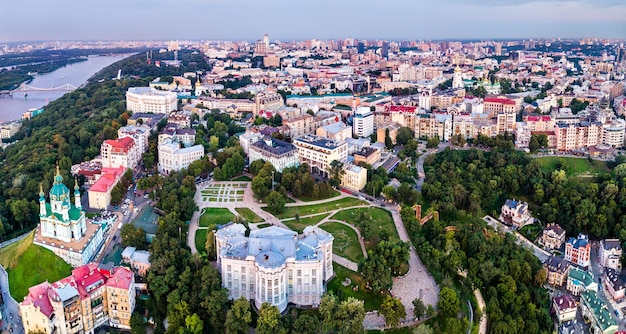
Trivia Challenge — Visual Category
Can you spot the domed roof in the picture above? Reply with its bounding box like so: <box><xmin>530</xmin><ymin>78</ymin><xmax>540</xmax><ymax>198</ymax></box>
<box><xmin>50</xmin><ymin>167</ymin><xmax>70</xmax><ymax>201</ymax></box>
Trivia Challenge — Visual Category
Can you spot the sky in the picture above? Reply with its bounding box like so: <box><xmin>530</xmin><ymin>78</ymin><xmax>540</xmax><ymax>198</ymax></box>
<box><xmin>0</xmin><ymin>0</ymin><xmax>625</xmax><ymax>43</ymax></box>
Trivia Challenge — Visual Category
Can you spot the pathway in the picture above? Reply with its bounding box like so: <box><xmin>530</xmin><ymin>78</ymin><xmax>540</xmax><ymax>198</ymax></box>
<box><xmin>475</xmin><ymin>289</ymin><xmax>487</xmax><ymax>334</ymax></box>
<box><xmin>317</xmin><ymin>219</ymin><xmax>368</xmax><ymax>259</ymax></box>
<box><xmin>0</xmin><ymin>266</ymin><xmax>24</xmax><ymax>334</ymax></box>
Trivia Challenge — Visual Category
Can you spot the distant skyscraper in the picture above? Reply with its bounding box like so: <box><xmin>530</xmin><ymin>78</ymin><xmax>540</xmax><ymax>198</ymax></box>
<box><xmin>357</xmin><ymin>42</ymin><xmax>365</xmax><ymax>54</ymax></box>
<box><xmin>381</xmin><ymin>41</ymin><xmax>389</xmax><ymax>59</ymax></box>
<box><xmin>263</xmin><ymin>33</ymin><xmax>270</xmax><ymax>49</ymax></box>
<box><xmin>495</xmin><ymin>42</ymin><xmax>502</xmax><ymax>56</ymax></box>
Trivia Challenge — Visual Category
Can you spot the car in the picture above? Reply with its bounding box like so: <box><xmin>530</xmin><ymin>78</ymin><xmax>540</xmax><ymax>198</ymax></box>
<box><xmin>144</xmin><ymin>194</ymin><xmax>149</xmax><ymax>199</ymax></box>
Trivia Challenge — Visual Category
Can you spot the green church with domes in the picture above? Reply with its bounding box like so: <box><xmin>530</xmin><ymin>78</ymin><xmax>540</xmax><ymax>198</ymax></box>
<box><xmin>34</xmin><ymin>166</ymin><xmax>106</xmax><ymax>267</ymax></box>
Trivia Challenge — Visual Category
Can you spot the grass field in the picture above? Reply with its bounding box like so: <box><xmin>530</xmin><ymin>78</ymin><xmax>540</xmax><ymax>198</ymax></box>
<box><xmin>535</xmin><ymin>156</ymin><xmax>610</xmax><ymax>176</ymax></box>
<box><xmin>298</xmin><ymin>190</ymin><xmax>341</xmax><ymax>202</ymax></box>
<box><xmin>283</xmin><ymin>214</ymin><xmax>328</xmax><ymax>233</ymax></box>
<box><xmin>235</xmin><ymin>208</ymin><xmax>264</xmax><ymax>223</ymax></box>
<box><xmin>519</xmin><ymin>224</ymin><xmax>544</xmax><ymax>242</ymax></box>
<box><xmin>320</xmin><ymin>222</ymin><xmax>364</xmax><ymax>262</ymax></box>
<box><xmin>5</xmin><ymin>242</ymin><xmax>72</xmax><ymax>301</ymax></box>
<box><xmin>231</xmin><ymin>175</ymin><xmax>252</xmax><ymax>182</ymax></box>
<box><xmin>257</xmin><ymin>223</ymin><xmax>272</xmax><ymax>229</ymax></box>
<box><xmin>331</xmin><ymin>207</ymin><xmax>400</xmax><ymax>248</ymax></box>
<box><xmin>196</xmin><ymin>230</ymin><xmax>208</xmax><ymax>254</ymax></box>
<box><xmin>199</xmin><ymin>208</ymin><xmax>236</xmax><ymax>227</ymax></box>
<box><xmin>0</xmin><ymin>231</ymin><xmax>34</xmax><ymax>269</ymax></box>
<box><xmin>327</xmin><ymin>264</ymin><xmax>386</xmax><ymax>312</ymax></box>
<box><xmin>269</xmin><ymin>197</ymin><xmax>367</xmax><ymax>219</ymax></box>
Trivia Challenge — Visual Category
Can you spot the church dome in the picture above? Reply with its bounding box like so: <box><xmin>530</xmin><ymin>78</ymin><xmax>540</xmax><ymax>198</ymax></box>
<box><xmin>50</xmin><ymin>167</ymin><xmax>70</xmax><ymax>201</ymax></box>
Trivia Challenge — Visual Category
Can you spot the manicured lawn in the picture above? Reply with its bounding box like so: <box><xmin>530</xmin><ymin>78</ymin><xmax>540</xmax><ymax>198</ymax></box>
<box><xmin>231</xmin><ymin>175</ymin><xmax>252</xmax><ymax>181</ymax></box>
<box><xmin>298</xmin><ymin>189</ymin><xmax>341</xmax><ymax>202</ymax></box>
<box><xmin>257</xmin><ymin>223</ymin><xmax>272</xmax><ymax>229</ymax></box>
<box><xmin>196</xmin><ymin>229</ymin><xmax>208</xmax><ymax>254</ymax></box>
<box><xmin>320</xmin><ymin>222</ymin><xmax>364</xmax><ymax>262</ymax></box>
<box><xmin>235</xmin><ymin>208</ymin><xmax>264</xmax><ymax>223</ymax></box>
<box><xmin>283</xmin><ymin>214</ymin><xmax>328</xmax><ymax>233</ymax></box>
<box><xmin>519</xmin><ymin>223</ymin><xmax>544</xmax><ymax>242</ymax></box>
<box><xmin>327</xmin><ymin>264</ymin><xmax>386</xmax><ymax>312</ymax></box>
<box><xmin>199</xmin><ymin>208</ymin><xmax>235</xmax><ymax>227</ymax></box>
<box><xmin>331</xmin><ymin>207</ymin><xmax>400</xmax><ymax>248</ymax></box>
<box><xmin>7</xmin><ymin>243</ymin><xmax>72</xmax><ymax>301</ymax></box>
<box><xmin>535</xmin><ymin>156</ymin><xmax>610</xmax><ymax>176</ymax></box>
<box><xmin>269</xmin><ymin>197</ymin><xmax>367</xmax><ymax>219</ymax></box>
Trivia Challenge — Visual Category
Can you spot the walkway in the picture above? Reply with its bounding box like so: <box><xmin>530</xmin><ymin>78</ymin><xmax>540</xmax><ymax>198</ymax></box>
<box><xmin>475</xmin><ymin>289</ymin><xmax>487</xmax><ymax>334</ymax></box>
<box><xmin>317</xmin><ymin>219</ymin><xmax>368</xmax><ymax>259</ymax></box>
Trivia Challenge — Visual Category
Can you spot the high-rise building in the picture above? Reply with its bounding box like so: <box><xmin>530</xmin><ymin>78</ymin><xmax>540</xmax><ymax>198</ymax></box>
<box><xmin>452</xmin><ymin>65</ymin><xmax>463</xmax><ymax>89</ymax></box>
<box><xmin>495</xmin><ymin>42</ymin><xmax>502</xmax><ymax>56</ymax></box>
<box><xmin>381</xmin><ymin>41</ymin><xmax>389</xmax><ymax>59</ymax></box>
<box><xmin>352</xmin><ymin>107</ymin><xmax>374</xmax><ymax>137</ymax></box>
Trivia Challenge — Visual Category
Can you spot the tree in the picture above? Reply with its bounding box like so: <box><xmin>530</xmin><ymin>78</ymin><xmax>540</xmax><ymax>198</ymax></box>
<box><xmin>385</xmin><ymin>128</ymin><xmax>393</xmax><ymax>149</ymax></box>
<box><xmin>426</xmin><ymin>136</ymin><xmax>439</xmax><ymax>149</ymax></box>
<box><xmin>205</xmin><ymin>230</ymin><xmax>216</xmax><ymax>260</ymax></box>
<box><xmin>329</xmin><ymin>160</ymin><xmax>345</xmax><ymax>188</ymax></box>
<box><xmin>251</xmin><ymin>176</ymin><xmax>271</xmax><ymax>200</ymax></box>
<box><xmin>130</xmin><ymin>312</ymin><xmax>146</xmax><ymax>334</ymax></box>
<box><xmin>111</xmin><ymin>181</ymin><xmax>126</xmax><ymax>205</ymax></box>
<box><xmin>249</xmin><ymin>159</ymin><xmax>266</xmax><ymax>175</ymax></box>
<box><xmin>529</xmin><ymin>133</ymin><xmax>548</xmax><ymax>153</ymax></box>
<box><xmin>182</xmin><ymin>313</ymin><xmax>203</xmax><ymax>334</ymax></box>
<box><xmin>380</xmin><ymin>295</ymin><xmax>406</xmax><ymax>327</ymax></box>
<box><xmin>9</xmin><ymin>199</ymin><xmax>32</xmax><ymax>230</ymax></box>
<box><xmin>225</xmin><ymin>297</ymin><xmax>251</xmax><ymax>334</ymax></box>
<box><xmin>256</xmin><ymin>303</ymin><xmax>281</xmax><ymax>334</ymax></box>
<box><xmin>438</xmin><ymin>287</ymin><xmax>460</xmax><ymax>317</ymax></box>
<box><xmin>292</xmin><ymin>314</ymin><xmax>321</xmax><ymax>334</ymax></box>
<box><xmin>412</xmin><ymin>324</ymin><xmax>434</xmax><ymax>334</ymax></box>
<box><xmin>335</xmin><ymin>298</ymin><xmax>365</xmax><ymax>334</ymax></box>
<box><xmin>396</xmin><ymin>127</ymin><xmax>414</xmax><ymax>146</ymax></box>
<box><xmin>412</xmin><ymin>298</ymin><xmax>426</xmax><ymax>319</ymax></box>
<box><xmin>450</xmin><ymin>134</ymin><xmax>466</xmax><ymax>147</ymax></box>
<box><xmin>266</xmin><ymin>191</ymin><xmax>286</xmax><ymax>214</ymax></box>
<box><xmin>120</xmin><ymin>224</ymin><xmax>146</xmax><ymax>249</ymax></box>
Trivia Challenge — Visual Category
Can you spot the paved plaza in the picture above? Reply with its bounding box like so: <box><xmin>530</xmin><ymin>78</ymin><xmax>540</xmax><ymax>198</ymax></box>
<box><xmin>199</xmin><ymin>182</ymin><xmax>246</xmax><ymax>203</ymax></box>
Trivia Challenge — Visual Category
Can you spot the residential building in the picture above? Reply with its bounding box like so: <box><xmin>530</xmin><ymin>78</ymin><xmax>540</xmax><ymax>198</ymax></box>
<box><xmin>121</xmin><ymin>247</ymin><xmax>151</xmax><ymax>277</ymax></box>
<box><xmin>19</xmin><ymin>263</ymin><xmax>136</xmax><ymax>334</ymax></box>
<box><xmin>316</xmin><ymin>122</ymin><xmax>352</xmax><ymax>142</ymax></box>
<box><xmin>117</xmin><ymin>125</ymin><xmax>151</xmax><ymax>155</ymax></box>
<box><xmin>353</xmin><ymin>147</ymin><xmax>381</xmax><ymax>166</ymax></box>
<box><xmin>158</xmin><ymin>138</ymin><xmax>205</xmax><ymax>174</ymax></box>
<box><xmin>377</xmin><ymin>122</ymin><xmax>402</xmax><ymax>145</ymax></box>
<box><xmin>167</xmin><ymin>114</ymin><xmax>191</xmax><ymax>128</ymax></box>
<box><xmin>554</xmin><ymin>122</ymin><xmax>602</xmax><ymax>151</ymax></box>
<box><xmin>483</xmin><ymin>97</ymin><xmax>517</xmax><ymax>114</ymax></box>
<box><xmin>566</xmin><ymin>267</ymin><xmax>597</xmax><ymax>296</ymax></box>
<box><xmin>602</xmin><ymin>119</ymin><xmax>626</xmax><ymax>148</ymax></box>
<box><xmin>293</xmin><ymin>135</ymin><xmax>348</xmax><ymax>177</ymax></box>
<box><xmin>603</xmin><ymin>267</ymin><xmax>626</xmax><ymax>301</ymax></box>
<box><xmin>565</xmin><ymin>233</ymin><xmax>591</xmax><ymax>267</ymax></box>
<box><xmin>541</xmin><ymin>224</ymin><xmax>566</xmax><ymax>251</ymax></box>
<box><xmin>158</xmin><ymin>126</ymin><xmax>196</xmax><ymax>148</ymax></box>
<box><xmin>249</xmin><ymin>137</ymin><xmax>299</xmax><ymax>172</ymax></box>
<box><xmin>552</xmin><ymin>294</ymin><xmax>577</xmax><ymax>324</ymax></box>
<box><xmin>415</xmin><ymin>113</ymin><xmax>452</xmax><ymax>141</ymax></box>
<box><xmin>580</xmin><ymin>289</ymin><xmax>618</xmax><ymax>334</ymax></box>
<box><xmin>452</xmin><ymin>115</ymin><xmax>475</xmax><ymax>139</ymax></box>
<box><xmin>35</xmin><ymin>167</ymin><xmax>105</xmax><ymax>268</ymax></box>
<box><xmin>499</xmin><ymin>199</ymin><xmax>532</xmax><ymax>227</ymax></box>
<box><xmin>87</xmin><ymin>167</ymin><xmax>125</xmax><ymax>210</ymax></box>
<box><xmin>599</xmin><ymin>239</ymin><xmax>622</xmax><ymax>271</ymax></box>
<box><xmin>126</xmin><ymin>87</ymin><xmax>177</xmax><ymax>114</ymax></box>
<box><xmin>215</xmin><ymin>224</ymin><xmax>333</xmax><ymax>313</ymax></box>
<box><xmin>353</xmin><ymin>107</ymin><xmax>374</xmax><ymax>138</ymax></box>
<box><xmin>0</xmin><ymin>121</ymin><xmax>21</xmax><ymax>139</ymax></box>
<box><xmin>341</xmin><ymin>163</ymin><xmax>367</xmax><ymax>192</ymax></box>
<box><xmin>283</xmin><ymin>114</ymin><xmax>314</xmax><ymax>138</ymax></box>
<box><xmin>239</xmin><ymin>131</ymin><xmax>264</xmax><ymax>155</ymax></box>
<box><xmin>545</xmin><ymin>256</ymin><xmax>570</xmax><ymax>287</ymax></box>
<box><xmin>100</xmin><ymin>137</ymin><xmax>139</xmax><ymax>169</ymax></box>
<box><xmin>126</xmin><ymin>113</ymin><xmax>166</xmax><ymax>129</ymax></box>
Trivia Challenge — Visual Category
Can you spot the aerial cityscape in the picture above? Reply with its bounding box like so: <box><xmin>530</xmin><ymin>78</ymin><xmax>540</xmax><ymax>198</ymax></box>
<box><xmin>0</xmin><ymin>1</ymin><xmax>625</xmax><ymax>334</ymax></box>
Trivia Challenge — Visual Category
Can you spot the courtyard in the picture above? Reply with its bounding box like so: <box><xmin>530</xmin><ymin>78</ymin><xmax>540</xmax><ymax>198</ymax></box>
<box><xmin>199</xmin><ymin>182</ymin><xmax>247</xmax><ymax>203</ymax></box>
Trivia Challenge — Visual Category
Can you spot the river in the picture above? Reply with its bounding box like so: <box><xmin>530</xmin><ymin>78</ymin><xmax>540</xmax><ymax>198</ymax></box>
<box><xmin>0</xmin><ymin>54</ymin><xmax>133</xmax><ymax>122</ymax></box>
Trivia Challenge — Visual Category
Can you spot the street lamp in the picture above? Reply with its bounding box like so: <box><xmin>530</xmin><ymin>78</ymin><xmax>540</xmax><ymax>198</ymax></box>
<box><xmin>272</xmin><ymin>171</ymin><xmax>275</xmax><ymax>191</ymax></box>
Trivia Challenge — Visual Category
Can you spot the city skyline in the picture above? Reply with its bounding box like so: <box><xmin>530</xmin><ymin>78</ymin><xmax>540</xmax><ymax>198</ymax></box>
<box><xmin>1</xmin><ymin>0</ymin><xmax>625</xmax><ymax>43</ymax></box>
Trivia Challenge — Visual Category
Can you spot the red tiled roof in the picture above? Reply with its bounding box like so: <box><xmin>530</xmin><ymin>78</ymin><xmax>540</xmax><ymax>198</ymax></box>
<box><xmin>484</xmin><ymin>97</ymin><xmax>515</xmax><ymax>105</ymax></box>
<box><xmin>22</xmin><ymin>282</ymin><xmax>54</xmax><ymax>317</ymax></box>
<box><xmin>106</xmin><ymin>267</ymin><xmax>134</xmax><ymax>290</ymax></box>
<box><xmin>89</xmin><ymin>173</ymin><xmax>119</xmax><ymax>193</ymax></box>
<box><xmin>387</xmin><ymin>105</ymin><xmax>416</xmax><ymax>113</ymax></box>
<box><xmin>527</xmin><ymin>116</ymin><xmax>552</xmax><ymax>122</ymax></box>
<box><xmin>104</xmin><ymin>137</ymin><xmax>135</xmax><ymax>149</ymax></box>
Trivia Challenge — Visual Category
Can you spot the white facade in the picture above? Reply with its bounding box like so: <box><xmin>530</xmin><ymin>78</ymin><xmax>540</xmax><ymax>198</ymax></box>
<box><xmin>452</xmin><ymin>66</ymin><xmax>463</xmax><ymax>89</ymax></box>
<box><xmin>293</xmin><ymin>135</ymin><xmax>348</xmax><ymax>177</ymax></box>
<box><xmin>239</xmin><ymin>131</ymin><xmax>264</xmax><ymax>155</ymax></box>
<box><xmin>353</xmin><ymin>107</ymin><xmax>374</xmax><ymax>137</ymax></box>
<box><xmin>216</xmin><ymin>224</ymin><xmax>333</xmax><ymax>312</ymax></box>
<box><xmin>158</xmin><ymin>138</ymin><xmax>205</xmax><ymax>174</ymax></box>
<box><xmin>248</xmin><ymin>137</ymin><xmax>299</xmax><ymax>172</ymax></box>
<box><xmin>126</xmin><ymin>87</ymin><xmax>177</xmax><ymax>114</ymax></box>
<box><xmin>118</xmin><ymin>125</ymin><xmax>151</xmax><ymax>155</ymax></box>
<box><xmin>100</xmin><ymin>137</ymin><xmax>140</xmax><ymax>170</ymax></box>
<box><xmin>602</xmin><ymin>120</ymin><xmax>625</xmax><ymax>148</ymax></box>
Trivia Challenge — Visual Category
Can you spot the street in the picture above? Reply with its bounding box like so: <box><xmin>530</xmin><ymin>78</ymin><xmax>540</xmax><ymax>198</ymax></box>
<box><xmin>0</xmin><ymin>266</ymin><xmax>23</xmax><ymax>334</ymax></box>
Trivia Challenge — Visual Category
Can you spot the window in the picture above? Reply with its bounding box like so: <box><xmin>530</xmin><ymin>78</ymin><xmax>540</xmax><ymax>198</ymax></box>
<box><xmin>312</xmin><ymin>269</ymin><xmax>316</xmax><ymax>276</ymax></box>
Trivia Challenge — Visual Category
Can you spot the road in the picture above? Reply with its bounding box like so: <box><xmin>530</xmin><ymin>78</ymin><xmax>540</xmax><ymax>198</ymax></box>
<box><xmin>482</xmin><ymin>216</ymin><xmax>550</xmax><ymax>263</ymax></box>
<box><xmin>0</xmin><ymin>266</ymin><xmax>23</xmax><ymax>334</ymax></box>
<box><xmin>589</xmin><ymin>242</ymin><xmax>626</xmax><ymax>331</ymax></box>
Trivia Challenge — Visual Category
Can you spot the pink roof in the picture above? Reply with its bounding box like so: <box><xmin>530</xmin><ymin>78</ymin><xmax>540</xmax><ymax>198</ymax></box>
<box><xmin>527</xmin><ymin>116</ymin><xmax>552</xmax><ymax>122</ymax></box>
<box><xmin>90</xmin><ymin>173</ymin><xmax>119</xmax><ymax>193</ymax></box>
<box><xmin>106</xmin><ymin>267</ymin><xmax>134</xmax><ymax>290</ymax></box>
<box><xmin>22</xmin><ymin>282</ymin><xmax>54</xmax><ymax>317</ymax></box>
<box><xmin>484</xmin><ymin>97</ymin><xmax>516</xmax><ymax>105</ymax></box>
<box><xmin>387</xmin><ymin>105</ymin><xmax>416</xmax><ymax>113</ymax></box>
<box><xmin>104</xmin><ymin>137</ymin><xmax>135</xmax><ymax>150</ymax></box>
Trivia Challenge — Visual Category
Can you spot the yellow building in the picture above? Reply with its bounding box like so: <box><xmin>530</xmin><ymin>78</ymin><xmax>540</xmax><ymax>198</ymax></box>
<box><xmin>20</xmin><ymin>263</ymin><xmax>135</xmax><ymax>334</ymax></box>
<box><xmin>341</xmin><ymin>163</ymin><xmax>367</xmax><ymax>192</ymax></box>
<box><xmin>293</xmin><ymin>135</ymin><xmax>347</xmax><ymax>177</ymax></box>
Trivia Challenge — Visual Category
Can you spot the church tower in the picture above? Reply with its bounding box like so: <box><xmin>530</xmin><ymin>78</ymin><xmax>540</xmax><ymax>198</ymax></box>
<box><xmin>452</xmin><ymin>65</ymin><xmax>463</xmax><ymax>89</ymax></box>
<box><xmin>50</xmin><ymin>165</ymin><xmax>70</xmax><ymax>221</ymax></box>
<box><xmin>39</xmin><ymin>183</ymin><xmax>46</xmax><ymax>217</ymax></box>
<box><xmin>74</xmin><ymin>178</ymin><xmax>81</xmax><ymax>210</ymax></box>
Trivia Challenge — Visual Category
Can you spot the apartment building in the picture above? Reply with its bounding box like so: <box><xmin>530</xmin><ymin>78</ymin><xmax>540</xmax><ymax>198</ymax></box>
<box><xmin>158</xmin><ymin>138</ymin><xmax>205</xmax><ymax>174</ymax></box>
<box><xmin>555</xmin><ymin>122</ymin><xmax>602</xmax><ymax>151</ymax></box>
<box><xmin>599</xmin><ymin>239</ymin><xmax>622</xmax><ymax>271</ymax></box>
<box><xmin>415</xmin><ymin>114</ymin><xmax>452</xmax><ymax>141</ymax></box>
<box><xmin>126</xmin><ymin>87</ymin><xmax>177</xmax><ymax>114</ymax></box>
<box><xmin>353</xmin><ymin>107</ymin><xmax>374</xmax><ymax>137</ymax></box>
<box><xmin>565</xmin><ymin>233</ymin><xmax>591</xmax><ymax>267</ymax></box>
<box><xmin>293</xmin><ymin>135</ymin><xmax>348</xmax><ymax>177</ymax></box>
<box><xmin>284</xmin><ymin>114</ymin><xmax>314</xmax><ymax>138</ymax></box>
<box><xmin>117</xmin><ymin>125</ymin><xmax>151</xmax><ymax>155</ymax></box>
<box><xmin>100</xmin><ymin>137</ymin><xmax>139</xmax><ymax>170</ymax></box>
<box><xmin>341</xmin><ymin>163</ymin><xmax>367</xmax><ymax>192</ymax></box>
<box><xmin>20</xmin><ymin>263</ymin><xmax>135</xmax><ymax>334</ymax></box>
<box><xmin>215</xmin><ymin>224</ymin><xmax>333</xmax><ymax>313</ymax></box>
<box><xmin>249</xmin><ymin>137</ymin><xmax>299</xmax><ymax>172</ymax></box>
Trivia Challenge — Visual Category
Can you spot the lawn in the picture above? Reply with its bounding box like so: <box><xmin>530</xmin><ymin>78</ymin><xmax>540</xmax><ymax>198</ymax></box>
<box><xmin>327</xmin><ymin>264</ymin><xmax>386</xmax><ymax>312</ymax></box>
<box><xmin>196</xmin><ymin>229</ymin><xmax>208</xmax><ymax>254</ymax></box>
<box><xmin>298</xmin><ymin>189</ymin><xmax>341</xmax><ymax>202</ymax></box>
<box><xmin>199</xmin><ymin>208</ymin><xmax>236</xmax><ymax>228</ymax></box>
<box><xmin>283</xmin><ymin>214</ymin><xmax>328</xmax><ymax>233</ymax></box>
<box><xmin>331</xmin><ymin>207</ymin><xmax>400</xmax><ymax>248</ymax></box>
<box><xmin>257</xmin><ymin>223</ymin><xmax>272</xmax><ymax>229</ymax></box>
<box><xmin>235</xmin><ymin>208</ymin><xmax>264</xmax><ymax>223</ymax></box>
<box><xmin>0</xmin><ymin>230</ymin><xmax>35</xmax><ymax>269</ymax></box>
<box><xmin>7</xmin><ymin>243</ymin><xmax>72</xmax><ymax>301</ymax></box>
<box><xmin>519</xmin><ymin>223</ymin><xmax>544</xmax><ymax>242</ymax></box>
<box><xmin>269</xmin><ymin>197</ymin><xmax>366</xmax><ymax>219</ymax></box>
<box><xmin>231</xmin><ymin>175</ymin><xmax>252</xmax><ymax>182</ymax></box>
<box><xmin>534</xmin><ymin>156</ymin><xmax>610</xmax><ymax>176</ymax></box>
<box><xmin>320</xmin><ymin>222</ymin><xmax>364</xmax><ymax>262</ymax></box>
